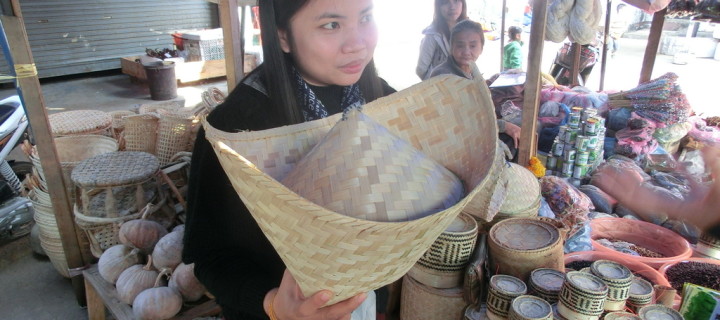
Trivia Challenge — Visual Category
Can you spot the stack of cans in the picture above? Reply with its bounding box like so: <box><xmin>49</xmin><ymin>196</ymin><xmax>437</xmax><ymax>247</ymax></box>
<box><xmin>546</xmin><ymin>107</ymin><xmax>606</xmax><ymax>182</ymax></box>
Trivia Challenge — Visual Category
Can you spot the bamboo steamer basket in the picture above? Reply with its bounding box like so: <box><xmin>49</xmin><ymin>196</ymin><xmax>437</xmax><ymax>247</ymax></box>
<box><xmin>557</xmin><ymin>271</ymin><xmax>608</xmax><ymax>320</ymax></box>
<box><xmin>637</xmin><ymin>304</ymin><xmax>683</xmax><ymax>320</ymax></box>
<box><xmin>529</xmin><ymin>268</ymin><xmax>565</xmax><ymax>304</ymax></box>
<box><xmin>604</xmin><ymin>312</ymin><xmax>641</xmax><ymax>320</ymax></box>
<box><xmin>48</xmin><ymin>110</ymin><xmax>112</xmax><ymax>137</ymax></box>
<box><xmin>627</xmin><ymin>277</ymin><xmax>654</xmax><ymax>313</ymax></box>
<box><xmin>204</xmin><ymin>75</ymin><xmax>506</xmax><ymax>304</ymax></box>
<box><xmin>589</xmin><ymin>260</ymin><xmax>633</xmax><ymax>311</ymax></box>
<box><xmin>400</xmin><ymin>275</ymin><xmax>465</xmax><ymax>320</ymax></box>
<box><xmin>488</xmin><ymin>217</ymin><xmax>564</xmax><ymax>282</ymax></box>
<box><xmin>408</xmin><ymin>212</ymin><xmax>478</xmax><ymax>289</ymax></box>
<box><xmin>486</xmin><ymin>274</ymin><xmax>527</xmax><ymax>320</ymax></box>
<box><xmin>508</xmin><ymin>295</ymin><xmax>553</xmax><ymax>320</ymax></box>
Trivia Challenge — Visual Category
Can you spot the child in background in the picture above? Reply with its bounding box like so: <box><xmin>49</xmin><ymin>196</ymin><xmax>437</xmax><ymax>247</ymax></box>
<box><xmin>503</xmin><ymin>26</ymin><xmax>523</xmax><ymax>71</ymax></box>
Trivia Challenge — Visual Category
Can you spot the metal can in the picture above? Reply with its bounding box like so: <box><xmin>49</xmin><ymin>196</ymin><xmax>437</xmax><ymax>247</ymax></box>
<box><xmin>565</xmin><ymin>129</ymin><xmax>578</xmax><ymax>144</ymax></box>
<box><xmin>573</xmin><ymin>164</ymin><xmax>588</xmax><ymax>179</ymax></box>
<box><xmin>575</xmin><ymin>151</ymin><xmax>589</xmax><ymax>166</ymax></box>
<box><xmin>571</xmin><ymin>106</ymin><xmax>584</xmax><ymax>114</ymax></box>
<box><xmin>581</xmin><ymin>107</ymin><xmax>597</xmax><ymax>122</ymax></box>
<box><xmin>587</xmin><ymin>135</ymin><xmax>599</xmax><ymax>150</ymax></box>
<box><xmin>563</xmin><ymin>148</ymin><xmax>576</xmax><ymax>163</ymax></box>
<box><xmin>588</xmin><ymin>149</ymin><xmax>599</xmax><ymax>164</ymax></box>
<box><xmin>575</xmin><ymin>135</ymin><xmax>589</xmax><ymax>151</ymax></box>
<box><xmin>584</xmin><ymin>118</ymin><xmax>598</xmax><ymax>136</ymax></box>
<box><xmin>557</xmin><ymin>125</ymin><xmax>568</xmax><ymax>142</ymax></box>
<box><xmin>568</xmin><ymin>113</ymin><xmax>581</xmax><ymax>129</ymax></box>
<box><xmin>552</xmin><ymin>139</ymin><xmax>565</xmax><ymax>157</ymax></box>
<box><xmin>547</xmin><ymin>156</ymin><xmax>558</xmax><ymax>170</ymax></box>
<box><xmin>562</xmin><ymin>161</ymin><xmax>574</xmax><ymax>177</ymax></box>
<box><xmin>569</xmin><ymin>178</ymin><xmax>582</xmax><ymax>187</ymax></box>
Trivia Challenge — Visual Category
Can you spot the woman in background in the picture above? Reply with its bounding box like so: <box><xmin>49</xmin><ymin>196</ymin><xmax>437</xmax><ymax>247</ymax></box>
<box><xmin>415</xmin><ymin>0</ymin><xmax>467</xmax><ymax>80</ymax></box>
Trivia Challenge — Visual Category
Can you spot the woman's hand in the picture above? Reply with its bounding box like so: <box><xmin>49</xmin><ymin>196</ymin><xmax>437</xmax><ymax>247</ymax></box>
<box><xmin>504</xmin><ymin>122</ymin><xmax>522</xmax><ymax>149</ymax></box>
<box><xmin>265</xmin><ymin>270</ymin><xmax>367</xmax><ymax>320</ymax></box>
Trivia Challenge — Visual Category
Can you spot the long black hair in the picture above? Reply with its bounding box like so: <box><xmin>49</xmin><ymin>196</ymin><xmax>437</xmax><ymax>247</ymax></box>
<box><xmin>432</xmin><ymin>0</ymin><xmax>468</xmax><ymax>40</ymax></box>
<box><xmin>258</xmin><ymin>0</ymin><xmax>385</xmax><ymax>125</ymax></box>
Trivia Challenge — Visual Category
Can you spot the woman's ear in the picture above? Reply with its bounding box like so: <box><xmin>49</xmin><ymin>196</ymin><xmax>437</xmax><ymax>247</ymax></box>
<box><xmin>278</xmin><ymin>29</ymin><xmax>291</xmax><ymax>53</ymax></box>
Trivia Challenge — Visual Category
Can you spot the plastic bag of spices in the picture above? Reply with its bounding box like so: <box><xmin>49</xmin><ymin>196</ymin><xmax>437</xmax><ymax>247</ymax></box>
<box><xmin>539</xmin><ymin>176</ymin><xmax>593</xmax><ymax>235</ymax></box>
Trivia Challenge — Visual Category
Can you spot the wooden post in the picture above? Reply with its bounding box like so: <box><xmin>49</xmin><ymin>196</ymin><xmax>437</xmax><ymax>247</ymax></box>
<box><xmin>518</xmin><ymin>0</ymin><xmax>548</xmax><ymax>165</ymax></box>
<box><xmin>219</xmin><ymin>0</ymin><xmax>244</xmax><ymax>92</ymax></box>
<box><xmin>599</xmin><ymin>0</ymin><xmax>612</xmax><ymax>91</ymax></box>
<box><xmin>639</xmin><ymin>8</ymin><xmax>666</xmax><ymax>84</ymax></box>
<box><xmin>500</xmin><ymin>0</ymin><xmax>507</xmax><ymax>71</ymax></box>
<box><xmin>571</xmin><ymin>43</ymin><xmax>582</xmax><ymax>87</ymax></box>
<box><xmin>1</xmin><ymin>1</ymin><xmax>87</xmax><ymax>304</ymax></box>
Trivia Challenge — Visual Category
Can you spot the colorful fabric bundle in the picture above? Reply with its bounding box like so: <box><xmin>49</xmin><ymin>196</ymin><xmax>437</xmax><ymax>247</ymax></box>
<box><xmin>540</xmin><ymin>86</ymin><xmax>608</xmax><ymax>111</ymax></box>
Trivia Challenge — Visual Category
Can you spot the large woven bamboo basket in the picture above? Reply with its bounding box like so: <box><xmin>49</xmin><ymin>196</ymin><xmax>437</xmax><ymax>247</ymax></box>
<box><xmin>204</xmin><ymin>75</ymin><xmax>505</xmax><ymax>304</ymax></box>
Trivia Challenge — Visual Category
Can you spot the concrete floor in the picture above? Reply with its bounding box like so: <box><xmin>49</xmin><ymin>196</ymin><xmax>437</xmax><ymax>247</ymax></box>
<box><xmin>0</xmin><ymin>71</ymin><xmax>228</xmax><ymax>320</ymax></box>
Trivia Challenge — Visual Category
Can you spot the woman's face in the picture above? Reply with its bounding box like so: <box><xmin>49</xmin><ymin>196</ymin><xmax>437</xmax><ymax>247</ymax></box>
<box><xmin>279</xmin><ymin>0</ymin><xmax>377</xmax><ymax>87</ymax></box>
<box><xmin>440</xmin><ymin>0</ymin><xmax>463</xmax><ymax>24</ymax></box>
<box><xmin>451</xmin><ymin>30</ymin><xmax>483</xmax><ymax>69</ymax></box>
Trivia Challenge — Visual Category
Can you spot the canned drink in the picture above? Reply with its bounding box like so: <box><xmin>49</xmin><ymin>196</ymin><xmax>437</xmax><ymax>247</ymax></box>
<box><xmin>573</xmin><ymin>164</ymin><xmax>588</xmax><ymax>179</ymax></box>
<box><xmin>552</xmin><ymin>140</ymin><xmax>565</xmax><ymax>157</ymax></box>
<box><xmin>571</xmin><ymin>106</ymin><xmax>583</xmax><ymax>114</ymax></box>
<box><xmin>575</xmin><ymin>135</ymin><xmax>589</xmax><ymax>151</ymax></box>
<box><xmin>575</xmin><ymin>151</ymin><xmax>589</xmax><ymax>166</ymax></box>
<box><xmin>587</xmin><ymin>135</ymin><xmax>599</xmax><ymax>150</ymax></box>
<box><xmin>584</xmin><ymin>118</ymin><xmax>598</xmax><ymax>136</ymax></box>
<box><xmin>568</xmin><ymin>113</ymin><xmax>581</xmax><ymax>129</ymax></box>
<box><xmin>547</xmin><ymin>156</ymin><xmax>558</xmax><ymax>170</ymax></box>
<box><xmin>588</xmin><ymin>150</ymin><xmax>599</xmax><ymax>163</ymax></box>
<box><xmin>565</xmin><ymin>129</ymin><xmax>578</xmax><ymax>144</ymax></box>
<box><xmin>581</xmin><ymin>107</ymin><xmax>597</xmax><ymax>122</ymax></box>
<box><xmin>563</xmin><ymin>149</ymin><xmax>576</xmax><ymax>163</ymax></box>
<box><xmin>562</xmin><ymin>161</ymin><xmax>574</xmax><ymax>177</ymax></box>
<box><xmin>557</xmin><ymin>126</ymin><xmax>568</xmax><ymax>142</ymax></box>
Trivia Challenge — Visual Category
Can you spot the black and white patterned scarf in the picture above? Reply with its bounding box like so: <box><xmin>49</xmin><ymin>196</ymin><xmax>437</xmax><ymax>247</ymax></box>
<box><xmin>293</xmin><ymin>68</ymin><xmax>365</xmax><ymax>121</ymax></box>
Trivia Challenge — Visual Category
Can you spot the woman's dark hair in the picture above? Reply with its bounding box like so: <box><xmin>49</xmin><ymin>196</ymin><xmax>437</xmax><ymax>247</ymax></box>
<box><xmin>432</xmin><ymin>0</ymin><xmax>468</xmax><ymax>40</ymax></box>
<box><xmin>259</xmin><ymin>0</ymin><xmax>385</xmax><ymax>125</ymax></box>
<box><xmin>451</xmin><ymin>19</ymin><xmax>485</xmax><ymax>48</ymax></box>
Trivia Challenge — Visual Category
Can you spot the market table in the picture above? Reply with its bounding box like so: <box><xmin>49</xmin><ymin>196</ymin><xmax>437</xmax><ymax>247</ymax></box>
<box><xmin>83</xmin><ymin>264</ymin><xmax>220</xmax><ymax>320</ymax></box>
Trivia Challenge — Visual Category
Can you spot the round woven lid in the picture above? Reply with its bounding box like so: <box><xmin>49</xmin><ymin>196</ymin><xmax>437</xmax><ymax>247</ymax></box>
<box><xmin>490</xmin><ymin>218</ymin><xmax>560</xmax><ymax>251</ymax></box>
<box><xmin>604</xmin><ymin>311</ymin><xmax>641</xmax><ymax>320</ymax></box>
<box><xmin>71</xmin><ymin>151</ymin><xmax>159</xmax><ymax>187</ymax></box>
<box><xmin>510</xmin><ymin>295</ymin><xmax>552</xmax><ymax>319</ymax></box>
<box><xmin>499</xmin><ymin>163</ymin><xmax>541</xmax><ymax>213</ymax></box>
<box><xmin>530</xmin><ymin>268</ymin><xmax>565</xmax><ymax>293</ymax></box>
<box><xmin>491</xmin><ymin>274</ymin><xmax>527</xmax><ymax>295</ymax></box>
<box><xmin>49</xmin><ymin>110</ymin><xmax>112</xmax><ymax>135</ymax></box>
<box><xmin>590</xmin><ymin>260</ymin><xmax>632</xmax><ymax>281</ymax></box>
<box><xmin>637</xmin><ymin>304</ymin><xmax>683</xmax><ymax>320</ymax></box>
<box><xmin>565</xmin><ymin>271</ymin><xmax>608</xmax><ymax>294</ymax></box>
<box><xmin>629</xmin><ymin>277</ymin><xmax>654</xmax><ymax>297</ymax></box>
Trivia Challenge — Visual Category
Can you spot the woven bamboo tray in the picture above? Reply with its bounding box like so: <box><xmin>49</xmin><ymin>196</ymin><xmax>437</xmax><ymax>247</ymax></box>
<box><xmin>203</xmin><ymin>75</ymin><xmax>505</xmax><ymax>304</ymax></box>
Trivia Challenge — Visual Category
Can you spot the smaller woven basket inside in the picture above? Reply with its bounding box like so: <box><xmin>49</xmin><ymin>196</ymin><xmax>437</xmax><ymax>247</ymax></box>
<box><xmin>49</xmin><ymin>110</ymin><xmax>112</xmax><ymax>137</ymax></box>
<box><xmin>497</xmin><ymin>163</ymin><xmax>541</xmax><ymax>216</ymax></box>
<box><xmin>399</xmin><ymin>275</ymin><xmax>465</xmax><ymax>320</ymax></box>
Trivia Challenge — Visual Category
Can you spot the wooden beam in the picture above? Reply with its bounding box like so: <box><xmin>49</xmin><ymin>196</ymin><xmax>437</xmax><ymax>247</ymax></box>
<box><xmin>599</xmin><ymin>0</ymin><xmax>612</xmax><ymax>91</ymax></box>
<box><xmin>219</xmin><ymin>0</ymin><xmax>244</xmax><ymax>92</ymax></box>
<box><xmin>518</xmin><ymin>0</ymin><xmax>548</xmax><ymax>165</ymax></box>
<box><xmin>1</xmin><ymin>8</ymin><xmax>87</xmax><ymax>304</ymax></box>
<box><xmin>639</xmin><ymin>8</ymin><xmax>666</xmax><ymax>84</ymax></box>
<box><xmin>571</xmin><ymin>43</ymin><xmax>581</xmax><ymax>87</ymax></box>
<box><xmin>500</xmin><ymin>0</ymin><xmax>507</xmax><ymax>71</ymax></box>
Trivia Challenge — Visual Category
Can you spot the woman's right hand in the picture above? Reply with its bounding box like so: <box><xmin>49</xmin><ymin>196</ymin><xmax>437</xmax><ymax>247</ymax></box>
<box><xmin>265</xmin><ymin>269</ymin><xmax>367</xmax><ymax>320</ymax></box>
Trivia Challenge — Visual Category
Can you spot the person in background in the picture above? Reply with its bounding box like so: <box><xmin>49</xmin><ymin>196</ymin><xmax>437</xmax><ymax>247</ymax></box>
<box><xmin>502</xmin><ymin>26</ymin><xmax>523</xmax><ymax>71</ymax></box>
<box><xmin>592</xmin><ymin>146</ymin><xmax>720</xmax><ymax>238</ymax></box>
<box><xmin>608</xmin><ymin>3</ymin><xmax>628</xmax><ymax>57</ymax></box>
<box><xmin>415</xmin><ymin>0</ymin><xmax>468</xmax><ymax>80</ymax></box>
<box><xmin>182</xmin><ymin>0</ymin><xmax>395</xmax><ymax>319</ymax></box>
<box><xmin>429</xmin><ymin>20</ymin><xmax>522</xmax><ymax>156</ymax></box>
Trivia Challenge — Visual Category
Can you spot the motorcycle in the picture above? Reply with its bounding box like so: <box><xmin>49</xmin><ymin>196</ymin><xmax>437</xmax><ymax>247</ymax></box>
<box><xmin>548</xmin><ymin>40</ymin><xmax>601</xmax><ymax>87</ymax></box>
<box><xmin>0</xmin><ymin>95</ymin><xmax>34</xmax><ymax>242</ymax></box>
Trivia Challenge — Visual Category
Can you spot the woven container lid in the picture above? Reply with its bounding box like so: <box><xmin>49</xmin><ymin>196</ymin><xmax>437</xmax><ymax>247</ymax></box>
<box><xmin>509</xmin><ymin>295</ymin><xmax>553</xmax><ymax>320</ymax></box>
<box><xmin>590</xmin><ymin>260</ymin><xmax>633</xmax><ymax>282</ymax></box>
<box><xmin>530</xmin><ymin>268</ymin><xmax>565</xmax><ymax>293</ymax></box>
<box><xmin>204</xmin><ymin>75</ymin><xmax>505</xmax><ymax>305</ymax></box>
<box><xmin>604</xmin><ymin>312</ymin><xmax>642</xmax><ymax>320</ymax></box>
<box><xmin>49</xmin><ymin>110</ymin><xmax>112</xmax><ymax>136</ymax></box>
<box><xmin>491</xmin><ymin>274</ymin><xmax>527</xmax><ymax>295</ymax></box>
<box><xmin>490</xmin><ymin>218</ymin><xmax>560</xmax><ymax>251</ymax></box>
<box><xmin>281</xmin><ymin>110</ymin><xmax>463</xmax><ymax>222</ymax></box>
<box><xmin>71</xmin><ymin>151</ymin><xmax>159</xmax><ymax>188</ymax></box>
<box><xmin>499</xmin><ymin>163</ymin><xmax>541</xmax><ymax>213</ymax></box>
<box><xmin>629</xmin><ymin>278</ymin><xmax>654</xmax><ymax>298</ymax></box>
<box><xmin>637</xmin><ymin>304</ymin><xmax>683</xmax><ymax>320</ymax></box>
<box><xmin>564</xmin><ymin>271</ymin><xmax>608</xmax><ymax>296</ymax></box>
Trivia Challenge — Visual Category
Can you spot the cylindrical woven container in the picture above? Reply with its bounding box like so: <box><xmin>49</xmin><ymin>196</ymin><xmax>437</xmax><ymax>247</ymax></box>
<box><xmin>557</xmin><ymin>271</ymin><xmax>608</xmax><ymax>320</ymax></box>
<box><xmin>155</xmin><ymin>109</ymin><xmax>194</xmax><ymax>166</ymax></box>
<box><xmin>109</xmin><ymin>110</ymin><xmax>136</xmax><ymax>140</ymax></box>
<box><xmin>204</xmin><ymin>75</ymin><xmax>505</xmax><ymax>304</ymax></box>
<box><xmin>399</xmin><ymin>275</ymin><xmax>465</xmax><ymax>320</ymax></box>
<box><xmin>408</xmin><ymin>212</ymin><xmax>478</xmax><ymax>289</ymax></box>
<box><xmin>637</xmin><ymin>304</ymin><xmax>683</xmax><ymax>320</ymax></box>
<box><xmin>529</xmin><ymin>268</ymin><xmax>565</xmax><ymax>304</ymax></box>
<box><xmin>604</xmin><ymin>312</ymin><xmax>641</xmax><ymax>320</ymax></box>
<box><xmin>508</xmin><ymin>295</ymin><xmax>553</xmax><ymax>320</ymax></box>
<box><xmin>489</xmin><ymin>217</ymin><xmax>564</xmax><ymax>281</ymax></box>
<box><xmin>697</xmin><ymin>232</ymin><xmax>720</xmax><ymax>259</ymax></box>
<box><xmin>49</xmin><ymin>110</ymin><xmax>112</xmax><ymax>137</ymax></box>
<box><xmin>627</xmin><ymin>277</ymin><xmax>654</xmax><ymax>313</ymax></box>
<box><xmin>123</xmin><ymin>113</ymin><xmax>159</xmax><ymax>154</ymax></box>
<box><xmin>486</xmin><ymin>274</ymin><xmax>527</xmax><ymax>320</ymax></box>
<box><xmin>590</xmin><ymin>260</ymin><xmax>633</xmax><ymax>311</ymax></box>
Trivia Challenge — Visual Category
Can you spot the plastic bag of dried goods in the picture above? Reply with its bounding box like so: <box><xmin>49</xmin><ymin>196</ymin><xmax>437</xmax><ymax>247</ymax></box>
<box><xmin>540</xmin><ymin>176</ymin><xmax>593</xmax><ymax>234</ymax></box>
